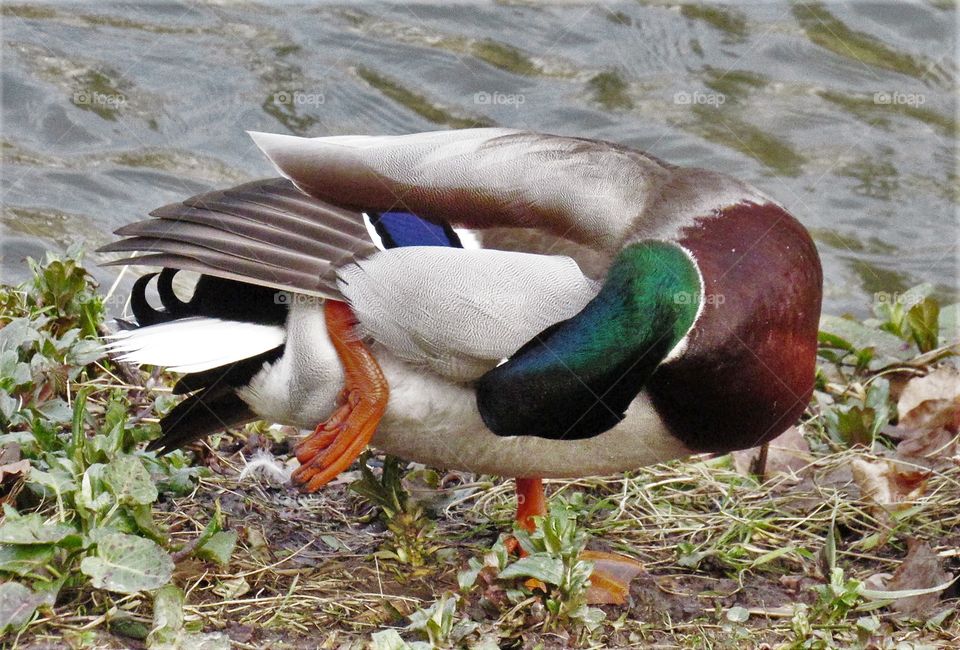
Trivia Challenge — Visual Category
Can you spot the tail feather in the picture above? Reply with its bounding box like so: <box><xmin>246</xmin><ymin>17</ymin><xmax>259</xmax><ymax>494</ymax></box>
<box><xmin>129</xmin><ymin>269</ymin><xmax>289</xmax><ymax>327</ymax></box>
<box><xmin>106</xmin><ymin>318</ymin><xmax>285</xmax><ymax>373</ymax></box>
<box><xmin>110</xmin><ymin>263</ymin><xmax>293</xmax><ymax>453</ymax></box>
<box><xmin>148</xmin><ymin>389</ymin><xmax>256</xmax><ymax>454</ymax></box>
<box><xmin>172</xmin><ymin>347</ymin><xmax>283</xmax><ymax>395</ymax></box>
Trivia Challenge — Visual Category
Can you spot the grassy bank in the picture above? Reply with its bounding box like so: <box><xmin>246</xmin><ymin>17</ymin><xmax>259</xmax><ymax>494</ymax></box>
<box><xmin>1</xmin><ymin>252</ymin><xmax>958</xmax><ymax>649</ymax></box>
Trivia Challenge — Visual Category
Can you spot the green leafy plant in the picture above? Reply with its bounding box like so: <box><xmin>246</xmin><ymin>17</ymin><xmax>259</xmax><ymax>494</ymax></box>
<box><xmin>370</xmin><ymin>594</ymin><xmax>491</xmax><ymax>649</ymax></box>
<box><xmin>871</xmin><ymin>284</ymin><xmax>943</xmax><ymax>353</ymax></box>
<box><xmin>813</xmin><ymin>566</ymin><xmax>868</xmax><ymax>624</ymax></box>
<box><xmin>459</xmin><ymin>497</ymin><xmax>605</xmax><ymax>636</ymax></box>
<box><xmin>351</xmin><ymin>453</ymin><xmax>440</xmax><ymax>566</ymax></box>
<box><xmin>817</xmin><ymin>284</ymin><xmax>954</xmax><ymax>382</ymax></box>
<box><xmin>0</xmin><ymin>252</ymin><xmax>232</xmax><ymax>638</ymax></box>
<box><xmin>147</xmin><ymin>584</ymin><xmax>229</xmax><ymax>650</ymax></box>
<box><xmin>822</xmin><ymin>378</ymin><xmax>891</xmax><ymax>447</ymax></box>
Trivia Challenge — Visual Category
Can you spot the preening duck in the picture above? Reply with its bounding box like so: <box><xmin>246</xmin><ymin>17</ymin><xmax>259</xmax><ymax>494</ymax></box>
<box><xmin>101</xmin><ymin>129</ymin><xmax>822</xmax><ymax>603</ymax></box>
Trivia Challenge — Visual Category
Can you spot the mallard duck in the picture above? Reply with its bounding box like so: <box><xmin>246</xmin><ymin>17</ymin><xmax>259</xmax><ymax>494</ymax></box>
<box><xmin>101</xmin><ymin>129</ymin><xmax>822</xmax><ymax>603</ymax></box>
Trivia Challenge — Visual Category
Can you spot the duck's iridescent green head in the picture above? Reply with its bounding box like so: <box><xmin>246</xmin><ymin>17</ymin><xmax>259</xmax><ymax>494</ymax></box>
<box><xmin>477</xmin><ymin>240</ymin><xmax>702</xmax><ymax>440</ymax></box>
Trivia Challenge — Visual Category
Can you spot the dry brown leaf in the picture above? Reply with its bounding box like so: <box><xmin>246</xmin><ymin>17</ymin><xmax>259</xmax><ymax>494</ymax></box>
<box><xmin>896</xmin><ymin>367</ymin><xmax>960</xmax><ymax>432</ymax></box>
<box><xmin>0</xmin><ymin>456</ymin><xmax>30</xmax><ymax>506</ymax></box>
<box><xmin>862</xmin><ymin>572</ymin><xmax>893</xmax><ymax>592</ymax></box>
<box><xmin>891</xmin><ymin>368</ymin><xmax>960</xmax><ymax>461</ymax></box>
<box><xmin>0</xmin><ymin>442</ymin><xmax>21</xmax><ymax>465</ymax></box>
<box><xmin>884</xmin><ymin>539</ymin><xmax>952</xmax><ymax>617</ymax></box>
<box><xmin>0</xmin><ymin>459</ymin><xmax>30</xmax><ymax>483</ymax></box>
<box><xmin>896</xmin><ymin>429</ymin><xmax>958</xmax><ymax>461</ymax></box>
<box><xmin>850</xmin><ymin>458</ymin><xmax>930</xmax><ymax>517</ymax></box>
<box><xmin>731</xmin><ymin>427</ymin><xmax>813</xmax><ymax>478</ymax></box>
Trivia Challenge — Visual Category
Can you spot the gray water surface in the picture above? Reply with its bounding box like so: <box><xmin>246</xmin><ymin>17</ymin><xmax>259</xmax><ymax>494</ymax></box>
<box><xmin>1</xmin><ymin>1</ymin><xmax>957</xmax><ymax>316</ymax></box>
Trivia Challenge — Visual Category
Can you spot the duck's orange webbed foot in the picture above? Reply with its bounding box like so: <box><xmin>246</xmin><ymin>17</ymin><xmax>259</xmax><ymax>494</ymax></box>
<box><xmin>507</xmin><ymin>477</ymin><xmax>644</xmax><ymax>605</ymax></box>
<box><xmin>291</xmin><ymin>300</ymin><xmax>388</xmax><ymax>493</ymax></box>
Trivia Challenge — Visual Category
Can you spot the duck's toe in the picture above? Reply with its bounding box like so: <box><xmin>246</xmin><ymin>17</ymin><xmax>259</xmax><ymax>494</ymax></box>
<box><xmin>290</xmin><ymin>300</ymin><xmax>388</xmax><ymax>493</ymax></box>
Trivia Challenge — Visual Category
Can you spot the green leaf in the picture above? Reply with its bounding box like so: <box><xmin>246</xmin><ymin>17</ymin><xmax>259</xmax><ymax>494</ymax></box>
<box><xmin>726</xmin><ymin>606</ymin><xmax>750</xmax><ymax>623</ymax></box>
<box><xmin>907</xmin><ymin>297</ymin><xmax>940</xmax><ymax>353</ymax></box>
<box><xmin>457</xmin><ymin>558</ymin><xmax>483</xmax><ymax>592</ymax></box>
<box><xmin>153</xmin><ymin>468</ymin><xmax>198</xmax><ymax>497</ymax></box>
<box><xmin>75</xmin><ymin>464</ymin><xmax>114</xmax><ymax>516</ymax></box>
<box><xmin>105</xmin><ymin>455</ymin><xmax>159</xmax><ymax>506</ymax></box>
<box><xmin>146</xmin><ymin>585</ymin><xmax>231</xmax><ymax>650</ymax></box>
<box><xmin>27</xmin><ymin>468</ymin><xmax>75</xmax><ymax>504</ymax></box>
<box><xmin>0</xmin><ymin>543</ymin><xmax>55</xmax><ymax>577</ymax></box>
<box><xmin>819</xmin><ymin>315</ymin><xmax>911</xmax><ymax>366</ymax></box>
<box><xmin>0</xmin><ymin>581</ymin><xmax>47</xmax><ymax>633</ymax></box>
<box><xmin>110</xmin><ymin>616</ymin><xmax>151</xmax><ymax>641</ymax></box>
<box><xmin>817</xmin><ymin>331</ymin><xmax>855</xmax><ymax>352</ymax></box>
<box><xmin>196</xmin><ymin>531</ymin><xmax>236</xmax><ymax>566</ymax></box>
<box><xmin>0</xmin><ymin>390</ymin><xmax>19</xmax><ymax>420</ymax></box>
<box><xmin>191</xmin><ymin>500</ymin><xmax>224</xmax><ymax>555</ymax></box>
<box><xmin>131</xmin><ymin>504</ymin><xmax>167</xmax><ymax>543</ymax></box>
<box><xmin>0</xmin><ymin>511</ymin><xmax>79</xmax><ymax>546</ymax></box>
<box><xmin>370</xmin><ymin>629</ymin><xmax>412</xmax><ymax>650</ymax></box>
<box><xmin>70</xmin><ymin>388</ymin><xmax>92</xmax><ymax>461</ymax></box>
<box><xmin>80</xmin><ymin>532</ymin><xmax>174</xmax><ymax>593</ymax></box>
<box><xmin>939</xmin><ymin>303</ymin><xmax>959</xmax><ymax>346</ymax></box>
<box><xmin>212</xmin><ymin>576</ymin><xmax>250</xmax><ymax>599</ymax></box>
<box><xmin>498</xmin><ymin>553</ymin><xmax>564</xmax><ymax>585</ymax></box>
<box><xmin>0</xmin><ymin>318</ymin><xmax>41</xmax><ymax>353</ymax></box>
<box><xmin>37</xmin><ymin>399</ymin><xmax>73</xmax><ymax>423</ymax></box>
<box><xmin>148</xmin><ymin>584</ymin><xmax>185</xmax><ymax>648</ymax></box>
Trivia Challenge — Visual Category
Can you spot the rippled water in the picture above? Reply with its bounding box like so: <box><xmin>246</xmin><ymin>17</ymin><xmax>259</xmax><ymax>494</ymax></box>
<box><xmin>2</xmin><ymin>2</ymin><xmax>957</xmax><ymax>316</ymax></box>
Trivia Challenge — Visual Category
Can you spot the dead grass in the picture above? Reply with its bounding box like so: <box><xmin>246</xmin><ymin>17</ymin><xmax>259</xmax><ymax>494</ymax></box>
<box><xmin>17</xmin><ymin>426</ymin><xmax>958</xmax><ymax>649</ymax></box>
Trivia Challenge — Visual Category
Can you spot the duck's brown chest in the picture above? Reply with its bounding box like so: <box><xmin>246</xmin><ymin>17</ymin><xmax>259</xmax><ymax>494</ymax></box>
<box><xmin>648</xmin><ymin>201</ymin><xmax>823</xmax><ymax>453</ymax></box>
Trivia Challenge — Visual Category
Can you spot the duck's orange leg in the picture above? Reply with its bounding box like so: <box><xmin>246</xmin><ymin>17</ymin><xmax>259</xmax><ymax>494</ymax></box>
<box><xmin>516</xmin><ymin>477</ymin><xmax>546</xmax><ymax>532</ymax></box>
<box><xmin>291</xmin><ymin>300</ymin><xmax>388</xmax><ymax>493</ymax></box>
<box><xmin>508</xmin><ymin>477</ymin><xmax>643</xmax><ymax>605</ymax></box>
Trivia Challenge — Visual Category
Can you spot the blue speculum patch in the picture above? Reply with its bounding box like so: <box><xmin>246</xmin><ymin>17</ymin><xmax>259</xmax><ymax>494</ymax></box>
<box><xmin>370</xmin><ymin>211</ymin><xmax>462</xmax><ymax>248</ymax></box>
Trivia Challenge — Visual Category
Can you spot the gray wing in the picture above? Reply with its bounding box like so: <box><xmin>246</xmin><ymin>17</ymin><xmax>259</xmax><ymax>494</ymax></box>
<box><xmin>100</xmin><ymin>178</ymin><xmax>376</xmax><ymax>298</ymax></box>
<box><xmin>337</xmin><ymin>247</ymin><xmax>598</xmax><ymax>382</ymax></box>
<box><xmin>248</xmin><ymin>129</ymin><xmax>674</xmax><ymax>250</ymax></box>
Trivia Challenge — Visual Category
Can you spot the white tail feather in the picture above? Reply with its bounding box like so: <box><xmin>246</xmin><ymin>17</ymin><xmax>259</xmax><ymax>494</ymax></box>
<box><xmin>106</xmin><ymin>317</ymin><xmax>285</xmax><ymax>373</ymax></box>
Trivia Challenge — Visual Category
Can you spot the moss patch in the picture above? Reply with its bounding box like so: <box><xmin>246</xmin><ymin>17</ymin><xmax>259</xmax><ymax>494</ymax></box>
<box><xmin>837</xmin><ymin>157</ymin><xmax>900</xmax><ymax>200</ymax></box>
<box><xmin>680</xmin><ymin>4</ymin><xmax>748</xmax><ymax>40</ymax></box>
<box><xmin>692</xmin><ymin>105</ymin><xmax>806</xmax><ymax>176</ymax></box>
<box><xmin>2</xmin><ymin>4</ymin><xmax>57</xmax><ymax>19</ymax></box>
<box><xmin>703</xmin><ymin>67</ymin><xmax>767</xmax><ymax>103</ymax></box>
<box><xmin>810</xmin><ymin>228</ymin><xmax>898</xmax><ymax>255</ymax></box>
<box><xmin>588</xmin><ymin>70</ymin><xmax>633</xmax><ymax>110</ymax></box>
<box><xmin>819</xmin><ymin>90</ymin><xmax>957</xmax><ymax>137</ymax></box>
<box><xmin>357</xmin><ymin>66</ymin><xmax>494</xmax><ymax>129</ymax></box>
<box><xmin>70</xmin><ymin>70</ymin><xmax>127</xmax><ymax>121</ymax></box>
<box><xmin>471</xmin><ymin>39</ymin><xmax>539</xmax><ymax>76</ymax></box>
<box><xmin>793</xmin><ymin>3</ymin><xmax>931</xmax><ymax>79</ymax></box>
<box><xmin>845</xmin><ymin>257</ymin><xmax>910</xmax><ymax>296</ymax></box>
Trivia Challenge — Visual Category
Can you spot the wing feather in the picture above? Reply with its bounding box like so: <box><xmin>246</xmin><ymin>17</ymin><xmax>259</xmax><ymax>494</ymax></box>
<box><xmin>99</xmin><ymin>178</ymin><xmax>377</xmax><ymax>298</ymax></box>
<box><xmin>337</xmin><ymin>246</ymin><xmax>599</xmax><ymax>381</ymax></box>
<box><xmin>248</xmin><ymin>129</ymin><xmax>674</xmax><ymax>250</ymax></box>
